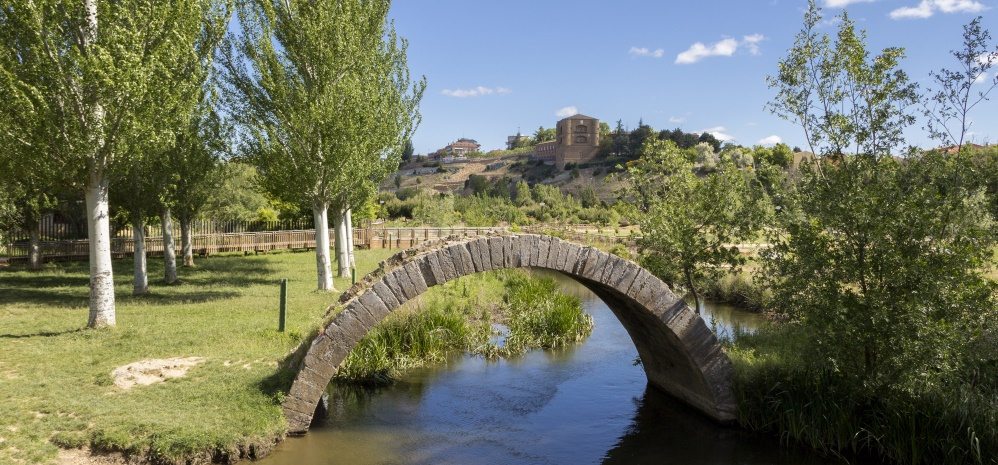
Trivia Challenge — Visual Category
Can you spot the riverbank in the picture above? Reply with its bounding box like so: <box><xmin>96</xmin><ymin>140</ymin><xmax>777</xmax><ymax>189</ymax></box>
<box><xmin>0</xmin><ymin>250</ymin><xmax>395</xmax><ymax>465</ymax></box>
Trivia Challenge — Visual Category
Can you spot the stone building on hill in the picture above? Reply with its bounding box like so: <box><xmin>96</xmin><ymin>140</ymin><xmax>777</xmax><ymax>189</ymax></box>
<box><xmin>531</xmin><ymin>114</ymin><xmax>601</xmax><ymax>169</ymax></box>
<box><xmin>555</xmin><ymin>114</ymin><xmax>600</xmax><ymax>168</ymax></box>
<box><xmin>434</xmin><ymin>138</ymin><xmax>481</xmax><ymax>159</ymax></box>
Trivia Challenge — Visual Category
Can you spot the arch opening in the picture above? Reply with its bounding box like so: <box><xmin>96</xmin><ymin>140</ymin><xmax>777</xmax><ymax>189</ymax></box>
<box><xmin>281</xmin><ymin>234</ymin><xmax>736</xmax><ymax>434</ymax></box>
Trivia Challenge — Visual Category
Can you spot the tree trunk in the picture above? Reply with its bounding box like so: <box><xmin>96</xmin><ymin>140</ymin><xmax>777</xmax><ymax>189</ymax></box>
<box><xmin>313</xmin><ymin>203</ymin><xmax>334</xmax><ymax>291</ymax></box>
<box><xmin>335</xmin><ymin>210</ymin><xmax>350</xmax><ymax>278</ymax></box>
<box><xmin>684</xmin><ymin>268</ymin><xmax>701</xmax><ymax>315</ymax></box>
<box><xmin>180</xmin><ymin>217</ymin><xmax>194</xmax><ymax>267</ymax></box>
<box><xmin>132</xmin><ymin>218</ymin><xmax>149</xmax><ymax>295</ymax></box>
<box><xmin>28</xmin><ymin>223</ymin><xmax>42</xmax><ymax>270</ymax></box>
<box><xmin>345</xmin><ymin>207</ymin><xmax>355</xmax><ymax>268</ymax></box>
<box><xmin>161</xmin><ymin>208</ymin><xmax>178</xmax><ymax>284</ymax></box>
<box><xmin>86</xmin><ymin>173</ymin><xmax>116</xmax><ymax>328</ymax></box>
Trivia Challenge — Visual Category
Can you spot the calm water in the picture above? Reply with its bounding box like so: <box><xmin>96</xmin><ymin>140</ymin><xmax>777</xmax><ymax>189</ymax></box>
<box><xmin>260</xmin><ymin>272</ymin><xmax>847</xmax><ymax>465</ymax></box>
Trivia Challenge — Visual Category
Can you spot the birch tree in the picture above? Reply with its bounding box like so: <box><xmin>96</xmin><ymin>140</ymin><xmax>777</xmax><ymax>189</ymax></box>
<box><xmin>167</xmin><ymin>99</ymin><xmax>228</xmax><ymax>268</ymax></box>
<box><xmin>110</xmin><ymin>153</ymin><xmax>160</xmax><ymax>294</ymax></box>
<box><xmin>221</xmin><ymin>0</ymin><xmax>423</xmax><ymax>291</ymax></box>
<box><xmin>0</xmin><ymin>0</ymin><xmax>229</xmax><ymax>327</ymax></box>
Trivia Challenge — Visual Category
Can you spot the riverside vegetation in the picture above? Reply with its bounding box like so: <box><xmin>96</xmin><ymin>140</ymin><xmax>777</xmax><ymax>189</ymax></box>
<box><xmin>335</xmin><ymin>269</ymin><xmax>593</xmax><ymax>385</ymax></box>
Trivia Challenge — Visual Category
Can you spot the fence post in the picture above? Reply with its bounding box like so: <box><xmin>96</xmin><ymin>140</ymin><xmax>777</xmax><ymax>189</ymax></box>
<box><xmin>278</xmin><ymin>278</ymin><xmax>287</xmax><ymax>332</ymax></box>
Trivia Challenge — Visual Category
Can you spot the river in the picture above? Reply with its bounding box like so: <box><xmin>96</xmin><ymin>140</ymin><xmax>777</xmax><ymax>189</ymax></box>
<box><xmin>260</xmin><ymin>271</ymin><xmax>849</xmax><ymax>465</ymax></box>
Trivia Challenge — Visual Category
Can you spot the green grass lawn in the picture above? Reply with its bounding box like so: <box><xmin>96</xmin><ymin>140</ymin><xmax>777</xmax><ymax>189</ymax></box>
<box><xmin>0</xmin><ymin>249</ymin><xmax>395</xmax><ymax>465</ymax></box>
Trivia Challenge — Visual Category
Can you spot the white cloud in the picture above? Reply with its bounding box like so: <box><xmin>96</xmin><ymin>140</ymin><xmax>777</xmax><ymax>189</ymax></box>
<box><xmin>629</xmin><ymin>47</ymin><xmax>665</xmax><ymax>58</ymax></box>
<box><xmin>676</xmin><ymin>38</ymin><xmax>739</xmax><ymax>64</ymax></box>
<box><xmin>669</xmin><ymin>116</ymin><xmax>686</xmax><ymax>124</ymax></box>
<box><xmin>742</xmin><ymin>34</ymin><xmax>765</xmax><ymax>55</ymax></box>
<box><xmin>556</xmin><ymin>106</ymin><xmax>579</xmax><ymax>118</ymax></box>
<box><xmin>441</xmin><ymin>86</ymin><xmax>512</xmax><ymax>98</ymax></box>
<box><xmin>675</xmin><ymin>35</ymin><xmax>765</xmax><ymax>64</ymax></box>
<box><xmin>701</xmin><ymin>126</ymin><xmax>734</xmax><ymax>141</ymax></box>
<box><xmin>758</xmin><ymin>135</ymin><xmax>783</xmax><ymax>146</ymax></box>
<box><xmin>890</xmin><ymin>0</ymin><xmax>987</xmax><ymax>19</ymax></box>
<box><xmin>824</xmin><ymin>0</ymin><xmax>876</xmax><ymax>7</ymax></box>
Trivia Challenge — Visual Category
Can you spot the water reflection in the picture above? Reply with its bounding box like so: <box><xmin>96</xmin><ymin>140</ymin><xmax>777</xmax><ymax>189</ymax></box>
<box><xmin>259</xmin><ymin>271</ymin><xmax>852</xmax><ymax>465</ymax></box>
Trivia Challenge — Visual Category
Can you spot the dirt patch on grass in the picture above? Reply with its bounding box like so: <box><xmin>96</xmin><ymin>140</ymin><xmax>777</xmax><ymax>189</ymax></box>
<box><xmin>111</xmin><ymin>357</ymin><xmax>204</xmax><ymax>390</ymax></box>
<box><xmin>57</xmin><ymin>449</ymin><xmax>130</xmax><ymax>465</ymax></box>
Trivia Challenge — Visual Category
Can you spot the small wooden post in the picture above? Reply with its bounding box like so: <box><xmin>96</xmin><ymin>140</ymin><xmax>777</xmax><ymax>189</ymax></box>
<box><xmin>278</xmin><ymin>278</ymin><xmax>287</xmax><ymax>332</ymax></box>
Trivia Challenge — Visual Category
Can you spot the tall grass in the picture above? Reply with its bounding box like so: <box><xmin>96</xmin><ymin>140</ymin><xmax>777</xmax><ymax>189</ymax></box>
<box><xmin>730</xmin><ymin>327</ymin><xmax>998</xmax><ymax>465</ymax></box>
<box><xmin>702</xmin><ymin>271</ymin><xmax>771</xmax><ymax>312</ymax></box>
<box><xmin>334</xmin><ymin>270</ymin><xmax>593</xmax><ymax>384</ymax></box>
<box><xmin>498</xmin><ymin>272</ymin><xmax>593</xmax><ymax>356</ymax></box>
<box><xmin>334</xmin><ymin>304</ymin><xmax>484</xmax><ymax>385</ymax></box>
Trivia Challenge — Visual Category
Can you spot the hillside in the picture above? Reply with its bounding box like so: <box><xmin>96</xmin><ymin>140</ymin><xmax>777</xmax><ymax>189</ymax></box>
<box><xmin>387</xmin><ymin>154</ymin><xmax>629</xmax><ymax>201</ymax></box>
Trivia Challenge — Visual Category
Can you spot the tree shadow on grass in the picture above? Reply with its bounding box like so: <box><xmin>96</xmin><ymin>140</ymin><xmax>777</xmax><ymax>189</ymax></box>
<box><xmin>0</xmin><ymin>327</ymin><xmax>86</xmax><ymax>339</ymax></box>
<box><xmin>0</xmin><ymin>255</ymin><xmax>281</xmax><ymax>309</ymax></box>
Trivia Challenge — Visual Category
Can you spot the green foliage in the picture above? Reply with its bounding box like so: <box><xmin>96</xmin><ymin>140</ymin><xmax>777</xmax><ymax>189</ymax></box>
<box><xmin>412</xmin><ymin>193</ymin><xmax>458</xmax><ymax>226</ymax></box>
<box><xmin>455</xmin><ymin>195</ymin><xmax>528</xmax><ymax>227</ymax></box>
<box><xmin>576</xmin><ymin>185</ymin><xmax>600</xmax><ymax>209</ymax></box>
<box><xmin>745</xmin><ymin>7</ymin><xmax>998</xmax><ymax>463</ymax></box>
<box><xmin>221</xmin><ymin>0</ymin><xmax>424</xmax><ymax>213</ymax></box>
<box><xmin>923</xmin><ymin>16</ymin><xmax>998</xmax><ymax>149</ymax></box>
<box><xmin>512</xmin><ymin>180</ymin><xmax>533</xmax><ymax>207</ymax></box>
<box><xmin>762</xmin><ymin>153</ymin><xmax>996</xmax><ymax>391</ymax></box>
<box><xmin>731</xmin><ymin>326</ymin><xmax>997</xmax><ymax>465</ymax></box>
<box><xmin>767</xmin><ymin>2</ymin><xmax>918</xmax><ymax>158</ymax></box>
<box><xmin>0</xmin><ymin>0</ymin><xmax>228</xmax><ymax>189</ymax></box>
<box><xmin>201</xmin><ymin>162</ymin><xmax>276</xmax><ymax>222</ymax></box>
<box><xmin>629</xmin><ymin>139</ymin><xmax>768</xmax><ymax>309</ymax></box>
<box><xmin>702</xmin><ymin>272</ymin><xmax>771</xmax><ymax>312</ymax></box>
<box><xmin>534</xmin><ymin>126</ymin><xmax>556</xmax><ymax>142</ymax></box>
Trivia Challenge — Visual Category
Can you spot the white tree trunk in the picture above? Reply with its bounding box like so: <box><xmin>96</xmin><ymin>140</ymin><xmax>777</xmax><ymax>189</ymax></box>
<box><xmin>161</xmin><ymin>208</ymin><xmax>178</xmax><ymax>284</ymax></box>
<box><xmin>132</xmin><ymin>219</ymin><xmax>148</xmax><ymax>295</ymax></box>
<box><xmin>313</xmin><ymin>203</ymin><xmax>334</xmax><ymax>291</ymax></box>
<box><xmin>345</xmin><ymin>207</ymin><xmax>355</xmax><ymax>268</ymax></box>
<box><xmin>28</xmin><ymin>224</ymin><xmax>42</xmax><ymax>270</ymax></box>
<box><xmin>180</xmin><ymin>218</ymin><xmax>194</xmax><ymax>267</ymax></box>
<box><xmin>335</xmin><ymin>210</ymin><xmax>350</xmax><ymax>278</ymax></box>
<box><xmin>86</xmin><ymin>174</ymin><xmax>116</xmax><ymax>328</ymax></box>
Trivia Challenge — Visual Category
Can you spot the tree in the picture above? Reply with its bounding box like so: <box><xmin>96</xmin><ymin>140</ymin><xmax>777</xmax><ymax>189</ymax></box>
<box><xmin>401</xmin><ymin>139</ymin><xmax>415</xmax><ymax>163</ymax></box>
<box><xmin>110</xmin><ymin>148</ymin><xmax>161</xmax><ymax>294</ymax></box>
<box><xmin>221</xmin><ymin>0</ymin><xmax>424</xmax><ymax>291</ymax></box>
<box><xmin>512</xmin><ymin>180</ymin><xmax>533</xmax><ymax>207</ymax></box>
<box><xmin>923</xmin><ymin>16</ymin><xmax>998</xmax><ymax>151</ymax></box>
<box><xmin>201</xmin><ymin>162</ymin><xmax>273</xmax><ymax>222</ymax></box>
<box><xmin>768</xmin><ymin>2</ymin><xmax>918</xmax><ymax>161</ymax></box>
<box><xmin>534</xmin><ymin>126</ymin><xmax>556</xmax><ymax>142</ymax></box>
<box><xmin>762</xmin><ymin>1</ymin><xmax>996</xmax><ymax>391</ymax></box>
<box><xmin>611</xmin><ymin>120</ymin><xmax>629</xmax><ymax>157</ymax></box>
<box><xmin>627</xmin><ymin>119</ymin><xmax>654</xmax><ymax>156</ymax></box>
<box><xmin>628</xmin><ymin>139</ymin><xmax>766</xmax><ymax>313</ymax></box>
<box><xmin>0</xmin><ymin>0</ymin><xmax>228</xmax><ymax>327</ymax></box>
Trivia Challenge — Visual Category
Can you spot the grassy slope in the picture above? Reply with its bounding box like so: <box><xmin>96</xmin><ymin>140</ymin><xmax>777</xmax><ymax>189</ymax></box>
<box><xmin>0</xmin><ymin>249</ymin><xmax>394</xmax><ymax>464</ymax></box>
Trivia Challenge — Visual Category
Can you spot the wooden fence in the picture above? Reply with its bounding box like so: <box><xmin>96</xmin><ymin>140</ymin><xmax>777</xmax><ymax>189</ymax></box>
<box><xmin>1</xmin><ymin>227</ymin><xmax>505</xmax><ymax>262</ymax></box>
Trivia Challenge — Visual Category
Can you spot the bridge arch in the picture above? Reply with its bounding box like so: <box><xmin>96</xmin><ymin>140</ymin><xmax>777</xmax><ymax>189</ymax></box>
<box><xmin>282</xmin><ymin>234</ymin><xmax>736</xmax><ymax>433</ymax></box>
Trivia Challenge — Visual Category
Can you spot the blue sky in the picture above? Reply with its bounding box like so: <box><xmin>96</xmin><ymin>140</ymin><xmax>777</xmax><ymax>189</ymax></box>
<box><xmin>387</xmin><ymin>0</ymin><xmax>998</xmax><ymax>154</ymax></box>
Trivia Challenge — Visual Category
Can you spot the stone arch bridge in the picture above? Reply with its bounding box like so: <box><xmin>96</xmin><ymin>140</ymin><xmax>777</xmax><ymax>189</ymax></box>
<box><xmin>282</xmin><ymin>234</ymin><xmax>736</xmax><ymax>434</ymax></box>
